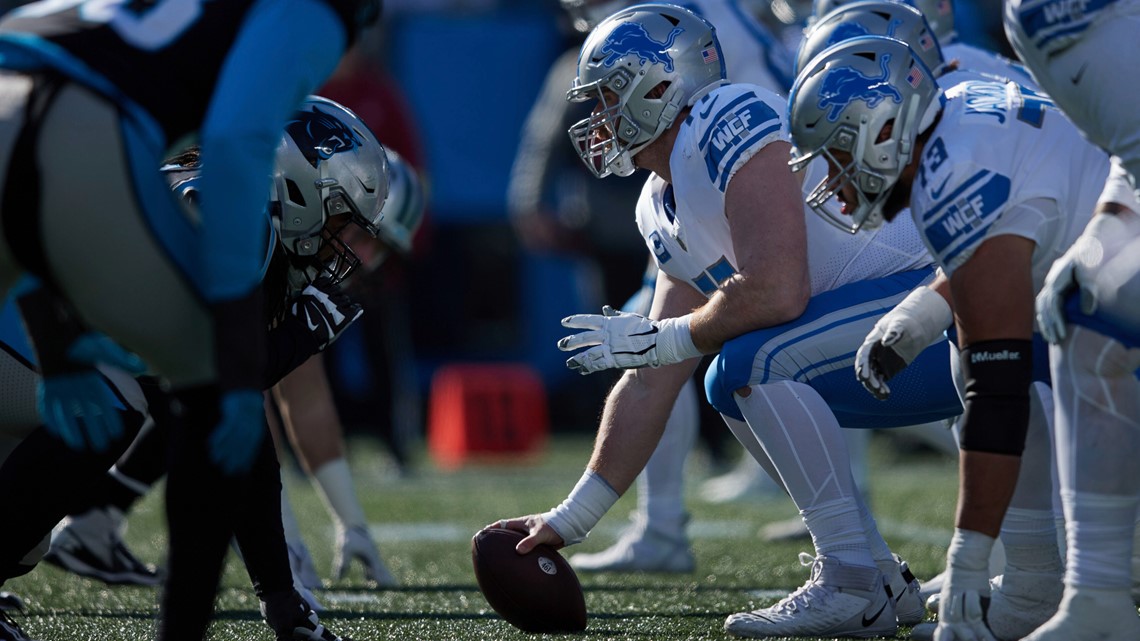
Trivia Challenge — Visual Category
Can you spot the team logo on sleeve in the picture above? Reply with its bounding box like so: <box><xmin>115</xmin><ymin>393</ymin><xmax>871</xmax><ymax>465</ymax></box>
<box><xmin>600</xmin><ymin>23</ymin><xmax>684</xmax><ymax>72</ymax></box>
<box><xmin>285</xmin><ymin>105</ymin><xmax>363</xmax><ymax>168</ymax></box>
<box><xmin>648</xmin><ymin>231</ymin><xmax>672</xmax><ymax>263</ymax></box>
<box><xmin>817</xmin><ymin>53</ymin><xmax>901</xmax><ymax>121</ymax></box>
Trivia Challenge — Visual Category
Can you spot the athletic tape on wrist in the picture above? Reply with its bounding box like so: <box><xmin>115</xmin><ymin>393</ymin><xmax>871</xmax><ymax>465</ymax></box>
<box><xmin>656</xmin><ymin>314</ymin><xmax>701</xmax><ymax>365</ymax></box>
<box><xmin>945</xmin><ymin>528</ymin><xmax>995</xmax><ymax>593</ymax></box>
<box><xmin>542</xmin><ymin>469</ymin><xmax>619</xmax><ymax>546</ymax></box>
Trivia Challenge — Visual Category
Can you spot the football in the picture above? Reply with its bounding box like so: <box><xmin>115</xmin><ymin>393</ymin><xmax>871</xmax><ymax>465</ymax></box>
<box><xmin>471</xmin><ymin>527</ymin><xmax>588</xmax><ymax>633</ymax></box>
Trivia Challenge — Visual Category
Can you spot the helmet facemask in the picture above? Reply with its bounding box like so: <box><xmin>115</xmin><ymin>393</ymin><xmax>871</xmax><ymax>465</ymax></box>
<box><xmin>273</xmin><ymin>96</ymin><xmax>390</xmax><ymax>291</ymax></box>
<box><xmin>568</xmin><ymin>70</ymin><xmax>675</xmax><ymax>178</ymax></box>
<box><xmin>566</xmin><ymin>4</ymin><xmax>726</xmax><ymax>179</ymax></box>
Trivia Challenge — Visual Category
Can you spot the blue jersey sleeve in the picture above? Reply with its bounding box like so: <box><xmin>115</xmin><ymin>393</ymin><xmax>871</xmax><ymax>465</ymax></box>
<box><xmin>197</xmin><ymin>0</ymin><xmax>346</xmax><ymax>302</ymax></box>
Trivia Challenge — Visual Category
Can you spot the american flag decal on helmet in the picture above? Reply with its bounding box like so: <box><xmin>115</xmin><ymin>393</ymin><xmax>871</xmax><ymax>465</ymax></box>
<box><xmin>701</xmin><ymin>46</ymin><xmax>718</xmax><ymax>64</ymax></box>
<box><xmin>906</xmin><ymin>65</ymin><xmax>924</xmax><ymax>88</ymax></box>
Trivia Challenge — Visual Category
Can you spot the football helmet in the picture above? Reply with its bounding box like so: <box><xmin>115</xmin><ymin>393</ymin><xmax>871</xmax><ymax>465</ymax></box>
<box><xmin>811</xmin><ymin>0</ymin><xmax>955</xmax><ymax>43</ymax></box>
<box><xmin>796</xmin><ymin>1</ymin><xmax>944</xmax><ymax>78</ymax></box>
<box><xmin>272</xmin><ymin>96</ymin><xmax>389</xmax><ymax>287</ymax></box>
<box><xmin>787</xmin><ymin>35</ymin><xmax>942</xmax><ymax>232</ymax></box>
<box><xmin>561</xmin><ymin>0</ymin><xmax>632</xmax><ymax>34</ymax></box>
<box><xmin>375</xmin><ymin>149</ymin><xmax>424</xmax><ymax>254</ymax></box>
<box><xmin>567</xmin><ymin>3</ymin><xmax>726</xmax><ymax>178</ymax></box>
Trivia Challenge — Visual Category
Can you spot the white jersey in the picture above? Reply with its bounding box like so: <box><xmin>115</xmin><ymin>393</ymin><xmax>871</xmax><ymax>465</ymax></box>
<box><xmin>1006</xmin><ymin>0</ymin><xmax>1128</xmax><ymax>56</ymax></box>
<box><xmin>634</xmin><ymin>84</ymin><xmax>930</xmax><ymax>300</ymax></box>
<box><xmin>682</xmin><ymin>0</ymin><xmax>794</xmax><ymax>93</ymax></box>
<box><xmin>910</xmin><ymin>78</ymin><xmax>1111</xmax><ymax>288</ymax></box>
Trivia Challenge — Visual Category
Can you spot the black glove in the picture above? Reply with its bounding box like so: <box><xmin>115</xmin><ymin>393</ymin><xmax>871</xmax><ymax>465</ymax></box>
<box><xmin>289</xmin><ymin>277</ymin><xmax>363</xmax><ymax>351</ymax></box>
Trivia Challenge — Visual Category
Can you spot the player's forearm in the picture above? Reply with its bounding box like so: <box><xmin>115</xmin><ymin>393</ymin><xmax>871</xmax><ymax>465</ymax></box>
<box><xmin>586</xmin><ymin>365</ymin><xmax>692</xmax><ymax>495</ymax></box>
<box><xmin>956</xmin><ymin>450</ymin><xmax>1021</xmax><ymax>536</ymax></box>
<box><xmin>688</xmin><ymin>270</ymin><xmax>810</xmax><ymax>354</ymax></box>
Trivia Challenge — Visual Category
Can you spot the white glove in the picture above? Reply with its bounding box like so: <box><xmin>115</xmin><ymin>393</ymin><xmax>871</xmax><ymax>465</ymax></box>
<box><xmin>1035</xmin><ymin>213</ymin><xmax>1129</xmax><ymax>343</ymax></box>
<box><xmin>557</xmin><ymin>306</ymin><xmax>701</xmax><ymax>375</ymax></box>
<box><xmin>934</xmin><ymin>529</ymin><xmax>997</xmax><ymax>641</ymax></box>
<box><xmin>856</xmin><ymin>286</ymin><xmax>953</xmax><ymax>400</ymax></box>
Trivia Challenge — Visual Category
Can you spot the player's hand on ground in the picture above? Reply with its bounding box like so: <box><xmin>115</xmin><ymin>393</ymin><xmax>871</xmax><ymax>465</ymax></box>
<box><xmin>933</xmin><ymin>589</ymin><xmax>998</xmax><ymax>641</ymax></box>
<box><xmin>485</xmin><ymin>516</ymin><xmax>565</xmax><ymax>554</ymax></box>
<box><xmin>208</xmin><ymin>389</ymin><xmax>265</xmax><ymax>475</ymax></box>
<box><xmin>291</xmin><ymin>276</ymin><xmax>363</xmax><ymax>350</ymax></box>
<box><xmin>558</xmin><ymin>305</ymin><xmax>697</xmax><ymax>374</ymax></box>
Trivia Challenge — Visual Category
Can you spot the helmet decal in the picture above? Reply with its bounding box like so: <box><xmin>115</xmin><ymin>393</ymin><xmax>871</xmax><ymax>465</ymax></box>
<box><xmin>826</xmin><ymin>21</ymin><xmax>871</xmax><ymax>46</ymax></box>
<box><xmin>285</xmin><ymin>105</ymin><xmax>363</xmax><ymax>169</ymax></box>
<box><xmin>817</xmin><ymin>52</ymin><xmax>900</xmax><ymax>121</ymax></box>
<box><xmin>600</xmin><ymin>22</ymin><xmax>684</xmax><ymax>72</ymax></box>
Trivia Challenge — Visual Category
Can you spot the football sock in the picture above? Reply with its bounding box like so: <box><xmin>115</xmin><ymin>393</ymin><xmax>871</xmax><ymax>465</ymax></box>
<box><xmin>638</xmin><ymin>378</ymin><xmax>698</xmax><ymax>537</ymax></box>
<box><xmin>735</xmin><ymin>381</ymin><xmax>875</xmax><ymax>568</ymax></box>
<box><xmin>1063</xmin><ymin>491</ymin><xmax>1137</xmax><ymax>590</ymax></box>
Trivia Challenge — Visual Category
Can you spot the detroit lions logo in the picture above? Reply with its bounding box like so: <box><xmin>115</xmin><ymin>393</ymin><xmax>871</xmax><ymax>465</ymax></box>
<box><xmin>285</xmin><ymin>105</ymin><xmax>362</xmax><ymax>169</ymax></box>
<box><xmin>817</xmin><ymin>53</ymin><xmax>901</xmax><ymax>122</ymax></box>
<box><xmin>826</xmin><ymin>22</ymin><xmax>870</xmax><ymax>46</ymax></box>
<box><xmin>600</xmin><ymin>23</ymin><xmax>684</xmax><ymax>72</ymax></box>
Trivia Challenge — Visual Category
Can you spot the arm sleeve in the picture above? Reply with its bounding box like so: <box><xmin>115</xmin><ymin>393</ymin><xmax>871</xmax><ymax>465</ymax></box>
<box><xmin>196</xmin><ymin>0</ymin><xmax>346</xmax><ymax>303</ymax></box>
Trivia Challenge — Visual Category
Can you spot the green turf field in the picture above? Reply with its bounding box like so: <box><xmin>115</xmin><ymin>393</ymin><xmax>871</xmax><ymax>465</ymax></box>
<box><xmin>6</xmin><ymin>432</ymin><xmax>958</xmax><ymax>640</ymax></box>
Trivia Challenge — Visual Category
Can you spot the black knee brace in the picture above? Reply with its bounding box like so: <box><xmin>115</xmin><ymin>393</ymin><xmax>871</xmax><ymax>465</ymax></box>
<box><xmin>957</xmin><ymin>339</ymin><xmax>1033</xmax><ymax>456</ymax></box>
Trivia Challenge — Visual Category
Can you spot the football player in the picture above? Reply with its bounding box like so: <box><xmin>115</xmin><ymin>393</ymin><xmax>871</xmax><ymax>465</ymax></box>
<box><xmin>787</xmin><ymin>34</ymin><xmax>1110</xmax><ymax>641</ymax></box>
<box><xmin>270</xmin><ymin>148</ymin><xmax>425</xmax><ymax>589</ymax></box>
<box><xmin>0</xmin><ymin>1</ymin><xmax>379</xmax><ymax>639</ymax></box>
<box><xmin>549</xmin><ymin>0</ymin><xmax>802</xmax><ymax>575</ymax></box>
<box><xmin>1003</xmin><ymin>1</ymin><xmax>1140</xmax><ymax>639</ymax></box>
<box><xmin>490</xmin><ymin>5</ymin><xmax>981</xmax><ymax>638</ymax></box>
<box><xmin>801</xmin><ymin>1</ymin><xmax>1068</xmax><ymax>622</ymax></box>
<box><xmin>0</xmin><ymin>96</ymin><xmax>385</xmax><ymax>641</ymax></box>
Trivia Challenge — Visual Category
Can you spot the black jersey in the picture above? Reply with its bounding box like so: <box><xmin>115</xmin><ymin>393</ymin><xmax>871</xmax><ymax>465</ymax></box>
<box><xmin>0</xmin><ymin>0</ymin><xmax>372</xmax><ymax>144</ymax></box>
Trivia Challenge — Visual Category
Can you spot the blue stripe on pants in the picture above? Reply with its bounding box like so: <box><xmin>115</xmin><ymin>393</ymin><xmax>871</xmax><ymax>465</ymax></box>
<box><xmin>706</xmin><ymin>268</ymin><xmax>963</xmax><ymax>427</ymax></box>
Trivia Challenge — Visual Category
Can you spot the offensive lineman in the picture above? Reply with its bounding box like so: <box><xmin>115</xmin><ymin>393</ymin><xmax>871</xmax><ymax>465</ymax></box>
<box><xmin>787</xmin><ymin>34</ymin><xmax>1110</xmax><ymax>641</ymax></box>
<box><xmin>490</xmin><ymin>5</ymin><xmax>975</xmax><ymax>638</ymax></box>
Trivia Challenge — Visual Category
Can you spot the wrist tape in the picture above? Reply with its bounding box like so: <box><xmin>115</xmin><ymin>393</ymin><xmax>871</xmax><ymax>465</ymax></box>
<box><xmin>542</xmin><ymin>469</ymin><xmax>619</xmax><ymax>546</ymax></box>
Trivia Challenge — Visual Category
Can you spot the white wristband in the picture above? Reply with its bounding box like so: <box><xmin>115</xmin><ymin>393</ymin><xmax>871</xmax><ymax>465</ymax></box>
<box><xmin>542</xmin><ymin>469</ymin><xmax>619</xmax><ymax>546</ymax></box>
<box><xmin>655</xmin><ymin>313</ymin><xmax>702</xmax><ymax>366</ymax></box>
<box><xmin>945</xmin><ymin>528</ymin><xmax>995</xmax><ymax>594</ymax></box>
<box><xmin>883</xmin><ymin>286</ymin><xmax>954</xmax><ymax>362</ymax></box>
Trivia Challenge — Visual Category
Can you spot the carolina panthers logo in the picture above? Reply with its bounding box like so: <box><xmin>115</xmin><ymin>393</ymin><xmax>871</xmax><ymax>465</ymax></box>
<box><xmin>600</xmin><ymin>23</ymin><xmax>684</xmax><ymax>72</ymax></box>
<box><xmin>285</xmin><ymin>105</ymin><xmax>362</xmax><ymax>169</ymax></box>
<box><xmin>817</xmin><ymin>53</ymin><xmax>901</xmax><ymax>122</ymax></box>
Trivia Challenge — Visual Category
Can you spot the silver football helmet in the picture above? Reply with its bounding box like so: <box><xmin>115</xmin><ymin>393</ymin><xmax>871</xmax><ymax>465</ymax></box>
<box><xmin>811</xmin><ymin>0</ymin><xmax>955</xmax><ymax>43</ymax></box>
<box><xmin>796</xmin><ymin>1</ymin><xmax>944</xmax><ymax>78</ymax></box>
<box><xmin>375</xmin><ymin>149</ymin><xmax>424</xmax><ymax>254</ymax></box>
<box><xmin>272</xmin><ymin>96</ymin><xmax>389</xmax><ymax>286</ymax></box>
<box><xmin>567</xmin><ymin>3</ymin><xmax>727</xmax><ymax>178</ymax></box>
<box><xmin>788</xmin><ymin>35</ymin><xmax>942</xmax><ymax>232</ymax></box>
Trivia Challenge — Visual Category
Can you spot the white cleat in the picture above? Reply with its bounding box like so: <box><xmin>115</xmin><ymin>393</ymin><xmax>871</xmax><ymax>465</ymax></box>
<box><xmin>878</xmin><ymin>555</ymin><xmax>926</xmax><ymax>626</ymax></box>
<box><xmin>985</xmin><ymin>571</ymin><xmax>1062</xmax><ymax>640</ymax></box>
<box><xmin>724</xmin><ymin>554</ymin><xmax>897</xmax><ymax>639</ymax></box>
<box><xmin>334</xmin><ymin>525</ymin><xmax>398</xmax><ymax>587</ymax></box>
<box><xmin>569</xmin><ymin>516</ymin><xmax>694</xmax><ymax>573</ymax></box>
<box><xmin>758</xmin><ymin>516</ymin><xmax>811</xmax><ymax>542</ymax></box>
<box><xmin>1022</xmin><ymin>589</ymin><xmax>1140</xmax><ymax>641</ymax></box>
<box><xmin>698</xmin><ymin>458</ymin><xmax>782</xmax><ymax>504</ymax></box>
<box><xmin>44</xmin><ymin>507</ymin><xmax>162</xmax><ymax>586</ymax></box>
